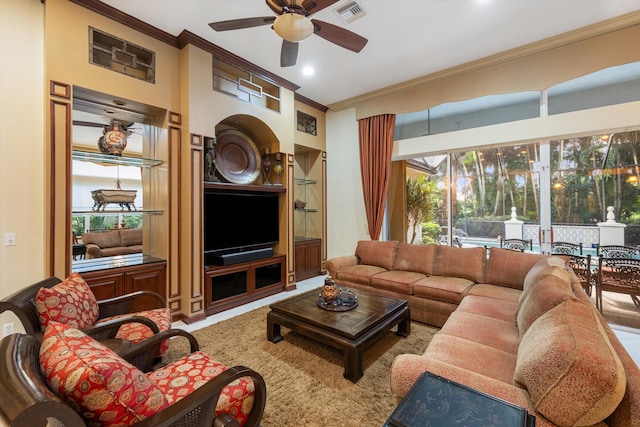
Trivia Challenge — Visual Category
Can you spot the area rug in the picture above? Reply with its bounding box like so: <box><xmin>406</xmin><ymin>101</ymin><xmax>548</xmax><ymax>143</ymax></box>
<box><xmin>164</xmin><ymin>305</ymin><xmax>439</xmax><ymax>426</ymax></box>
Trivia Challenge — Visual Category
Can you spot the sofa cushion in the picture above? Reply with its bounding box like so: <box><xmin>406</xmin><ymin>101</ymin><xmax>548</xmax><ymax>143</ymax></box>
<box><xmin>148</xmin><ymin>351</ymin><xmax>256</xmax><ymax>426</ymax></box>
<box><xmin>392</xmin><ymin>243</ymin><xmax>436</xmax><ymax>276</ymax></box>
<box><xmin>484</xmin><ymin>248</ymin><xmax>550</xmax><ymax>289</ymax></box>
<box><xmin>35</xmin><ymin>272</ymin><xmax>99</xmax><ymax>329</ymax></box>
<box><xmin>82</xmin><ymin>230</ymin><xmax>122</xmax><ymax>249</ymax></box>
<box><xmin>370</xmin><ymin>270</ymin><xmax>425</xmax><ymax>295</ymax></box>
<box><xmin>455</xmin><ymin>294</ymin><xmax>519</xmax><ymax>323</ymax></box>
<box><xmin>412</xmin><ymin>276</ymin><xmax>474</xmax><ymax>305</ymax></box>
<box><xmin>424</xmin><ymin>333</ymin><xmax>517</xmax><ymax>384</ymax></box>
<box><xmin>467</xmin><ymin>284</ymin><xmax>522</xmax><ymax>304</ymax></box>
<box><xmin>516</xmin><ymin>264</ymin><xmax>575</xmax><ymax>337</ymax></box>
<box><xmin>355</xmin><ymin>240</ymin><xmax>399</xmax><ymax>271</ymax></box>
<box><xmin>515</xmin><ymin>299</ymin><xmax>626</xmax><ymax>426</ymax></box>
<box><xmin>119</xmin><ymin>228</ymin><xmax>142</xmax><ymax>247</ymax></box>
<box><xmin>336</xmin><ymin>264</ymin><xmax>386</xmax><ymax>286</ymax></box>
<box><xmin>439</xmin><ymin>310</ymin><xmax>520</xmax><ymax>355</ymax></box>
<box><xmin>40</xmin><ymin>321</ymin><xmax>168</xmax><ymax>426</ymax></box>
<box><xmin>433</xmin><ymin>246</ymin><xmax>485</xmax><ymax>283</ymax></box>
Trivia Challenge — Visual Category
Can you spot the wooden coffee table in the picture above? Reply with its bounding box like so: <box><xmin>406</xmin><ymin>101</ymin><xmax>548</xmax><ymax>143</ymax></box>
<box><xmin>267</xmin><ymin>288</ymin><xmax>410</xmax><ymax>382</ymax></box>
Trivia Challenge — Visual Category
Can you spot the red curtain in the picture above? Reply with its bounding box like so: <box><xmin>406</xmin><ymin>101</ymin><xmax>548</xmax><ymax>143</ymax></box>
<box><xmin>358</xmin><ymin>114</ymin><xmax>396</xmax><ymax>240</ymax></box>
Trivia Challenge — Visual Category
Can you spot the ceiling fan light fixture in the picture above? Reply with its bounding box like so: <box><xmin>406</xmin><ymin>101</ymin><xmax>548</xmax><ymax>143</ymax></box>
<box><xmin>273</xmin><ymin>13</ymin><xmax>314</xmax><ymax>42</ymax></box>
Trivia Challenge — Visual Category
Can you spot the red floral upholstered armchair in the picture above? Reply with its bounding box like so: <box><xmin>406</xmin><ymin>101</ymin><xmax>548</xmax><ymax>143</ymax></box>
<box><xmin>0</xmin><ymin>324</ymin><xmax>266</xmax><ymax>427</ymax></box>
<box><xmin>1</xmin><ymin>273</ymin><xmax>172</xmax><ymax>370</ymax></box>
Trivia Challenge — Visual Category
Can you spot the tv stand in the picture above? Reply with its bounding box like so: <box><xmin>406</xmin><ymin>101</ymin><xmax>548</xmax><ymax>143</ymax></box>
<box><xmin>211</xmin><ymin>247</ymin><xmax>274</xmax><ymax>266</ymax></box>
<box><xmin>204</xmin><ymin>254</ymin><xmax>286</xmax><ymax>316</ymax></box>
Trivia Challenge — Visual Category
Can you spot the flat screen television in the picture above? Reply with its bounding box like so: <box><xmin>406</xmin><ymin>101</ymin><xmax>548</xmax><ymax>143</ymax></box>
<box><xmin>204</xmin><ymin>190</ymin><xmax>279</xmax><ymax>254</ymax></box>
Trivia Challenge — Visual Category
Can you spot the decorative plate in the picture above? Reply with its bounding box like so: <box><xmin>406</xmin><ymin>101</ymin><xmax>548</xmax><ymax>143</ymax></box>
<box><xmin>317</xmin><ymin>289</ymin><xmax>359</xmax><ymax>312</ymax></box>
<box><xmin>215</xmin><ymin>130</ymin><xmax>261</xmax><ymax>184</ymax></box>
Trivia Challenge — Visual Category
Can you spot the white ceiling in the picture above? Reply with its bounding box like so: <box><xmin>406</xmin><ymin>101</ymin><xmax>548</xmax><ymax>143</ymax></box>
<box><xmin>100</xmin><ymin>0</ymin><xmax>640</xmax><ymax>107</ymax></box>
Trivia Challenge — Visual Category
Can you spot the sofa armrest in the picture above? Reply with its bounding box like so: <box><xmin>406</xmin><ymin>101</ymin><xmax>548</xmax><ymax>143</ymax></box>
<box><xmin>84</xmin><ymin>243</ymin><xmax>102</xmax><ymax>259</ymax></box>
<box><xmin>390</xmin><ymin>356</ymin><xmax>533</xmax><ymax>412</ymax></box>
<box><xmin>325</xmin><ymin>255</ymin><xmax>359</xmax><ymax>277</ymax></box>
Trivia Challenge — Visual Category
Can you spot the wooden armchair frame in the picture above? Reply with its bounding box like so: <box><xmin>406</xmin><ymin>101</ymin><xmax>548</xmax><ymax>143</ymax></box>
<box><xmin>0</xmin><ymin>333</ymin><xmax>266</xmax><ymax>427</ymax></box>
<box><xmin>595</xmin><ymin>257</ymin><xmax>640</xmax><ymax>313</ymax></box>
<box><xmin>0</xmin><ymin>277</ymin><xmax>186</xmax><ymax>371</ymax></box>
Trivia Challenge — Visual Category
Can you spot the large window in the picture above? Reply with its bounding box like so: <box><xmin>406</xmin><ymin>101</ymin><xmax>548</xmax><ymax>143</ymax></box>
<box><xmin>409</xmin><ymin>131</ymin><xmax>640</xmax><ymax>247</ymax></box>
<box><xmin>398</xmin><ymin>62</ymin><xmax>640</xmax><ymax>247</ymax></box>
<box><xmin>551</xmin><ymin>131</ymin><xmax>640</xmax><ymax>241</ymax></box>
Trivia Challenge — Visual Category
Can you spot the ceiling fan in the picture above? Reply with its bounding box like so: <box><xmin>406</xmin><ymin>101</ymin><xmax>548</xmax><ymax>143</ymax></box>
<box><xmin>209</xmin><ymin>0</ymin><xmax>368</xmax><ymax>67</ymax></box>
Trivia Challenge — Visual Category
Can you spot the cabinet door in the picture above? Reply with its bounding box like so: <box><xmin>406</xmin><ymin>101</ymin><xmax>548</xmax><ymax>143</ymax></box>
<box><xmin>125</xmin><ymin>262</ymin><xmax>167</xmax><ymax>312</ymax></box>
<box><xmin>295</xmin><ymin>239</ymin><xmax>321</xmax><ymax>281</ymax></box>
<box><xmin>306</xmin><ymin>240</ymin><xmax>321</xmax><ymax>278</ymax></box>
<box><xmin>295</xmin><ymin>242</ymin><xmax>309</xmax><ymax>280</ymax></box>
<box><xmin>82</xmin><ymin>271</ymin><xmax>126</xmax><ymax>300</ymax></box>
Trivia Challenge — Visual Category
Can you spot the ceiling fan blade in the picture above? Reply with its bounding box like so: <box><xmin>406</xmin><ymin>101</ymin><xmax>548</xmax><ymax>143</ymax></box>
<box><xmin>302</xmin><ymin>0</ymin><xmax>340</xmax><ymax>16</ymax></box>
<box><xmin>73</xmin><ymin>120</ymin><xmax>106</xmax><ymax>128</ymax></box>
<box><xmin>281</xmin><ymin>40</ymin><xmax>299</xmax><ymax>67</ymax></box>
<box><xmin>209</xmin><ymin>17</ymin><xmax>275</xmax><ymax>32</ymax></box>
<box><xmin>311</xmin><ymin>19</ymin><xmax>368</xmax><ymax>52</ymax></box>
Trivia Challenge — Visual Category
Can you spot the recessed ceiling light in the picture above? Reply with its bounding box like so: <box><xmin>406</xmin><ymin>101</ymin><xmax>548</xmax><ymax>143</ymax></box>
<box><xmin>302</xmin><ymin>66</ymin><xmax>315</xmax><ymax>76</ymax></box>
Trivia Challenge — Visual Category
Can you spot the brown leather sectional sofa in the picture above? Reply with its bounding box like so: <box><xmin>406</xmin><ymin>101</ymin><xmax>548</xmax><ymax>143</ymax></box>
<box><xmin>326</xmin><ymin>240</ymin><xmax>640</xmax><ymax>426</ymax></box>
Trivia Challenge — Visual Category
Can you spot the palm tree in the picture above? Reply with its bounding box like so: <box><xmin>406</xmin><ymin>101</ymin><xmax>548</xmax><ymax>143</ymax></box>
<box><xmin>406</xmin><ymin>175</ymin><xmax>439</xmax><ymax>244</ymax></box>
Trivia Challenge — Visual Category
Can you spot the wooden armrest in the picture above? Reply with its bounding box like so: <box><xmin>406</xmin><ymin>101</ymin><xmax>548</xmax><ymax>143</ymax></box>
<box><xmin>119</xmin><ymin>329</ymin><xmax>200</xmax><ymax>372</ymax></box>
<box><xmin>97</xmin><ymin>290</ymin><xmax>166</xmax><ymax>319</ymax></box>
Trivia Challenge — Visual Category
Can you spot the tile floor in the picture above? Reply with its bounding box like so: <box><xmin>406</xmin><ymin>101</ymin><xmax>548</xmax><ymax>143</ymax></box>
<box><xmin>173</xmin><ymin>275</ymin><xmax>640</xmax><ymax>366</ymax></box>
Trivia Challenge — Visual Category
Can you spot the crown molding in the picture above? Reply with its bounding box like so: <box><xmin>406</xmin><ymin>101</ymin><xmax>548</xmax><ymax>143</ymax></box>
<box><xmin>294</xmin><ymin>93</ymin><xmax>328</xmax><ymax>112</ymax></box>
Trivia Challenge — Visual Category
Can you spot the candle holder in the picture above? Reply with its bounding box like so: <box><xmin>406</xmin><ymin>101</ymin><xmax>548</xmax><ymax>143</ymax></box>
<box><xmin>273</xmin><ymin>152</ymin><xmax>283</xmax><ymax>186</ymax></box>
<box><xmin>262</xmin><ymin>148</ymin><xmax>272</xmax><ymax>185</ymax></box>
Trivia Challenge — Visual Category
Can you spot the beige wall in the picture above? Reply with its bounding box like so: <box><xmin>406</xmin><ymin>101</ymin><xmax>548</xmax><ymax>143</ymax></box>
<box><xmin>326</xmin><ymin>108</ymin><xmax>369</xmax><ymax>258</ymax></box>
<box><xmin>0</xmin><ymin>0</ymin><xmax>45</xmax><ymax>331</ymax></box>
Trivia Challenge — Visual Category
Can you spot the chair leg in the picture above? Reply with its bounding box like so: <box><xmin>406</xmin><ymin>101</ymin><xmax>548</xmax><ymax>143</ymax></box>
<box><xmin>213</xmin><ymin>413</ymin><xmax>240</xmax><ymax>427</ymax></box>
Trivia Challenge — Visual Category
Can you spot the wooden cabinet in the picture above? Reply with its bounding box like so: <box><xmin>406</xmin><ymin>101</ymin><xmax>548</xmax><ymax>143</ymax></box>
<box><xmin>204</xmin><ymin>254</ymin><xmax>286</xmax><ymax>316</ymax></box>
<box><xmin>74</xmin><ymin>254</ymin><xmax>166</xmax><ymax>312</ymax></box>
<box><xmin>295</xmin><ymin>238</ymin><xmax>322</xmax><ymax>281</ymax></box>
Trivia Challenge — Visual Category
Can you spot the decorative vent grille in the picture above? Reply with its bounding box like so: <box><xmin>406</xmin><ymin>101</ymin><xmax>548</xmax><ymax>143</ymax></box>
<box><xmin>335</xmin><ymin>1</ymin><xmax>366</xmax><ymax>24</ymax></box>
<box><xmin>213</xmin><ymin>57</ymin><xmax>281</xmax><ymax>113</ymax></box>
<box><xmin>297</xmin><ymin>111</ymin><xmax>317</xmax><ymax>136</ymax></box>
<box><xmin>89</xmin><ymin>27</ymin><xmax>155</xmax><ymax>83</ymax></box>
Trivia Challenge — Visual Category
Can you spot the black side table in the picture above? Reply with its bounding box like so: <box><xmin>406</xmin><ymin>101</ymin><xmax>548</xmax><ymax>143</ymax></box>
<box><xmin>72</xmin><ymin>243</ymin><xmax>86</xmax><ymax>260</ymax></box>
<box><xmin>384</xmin><ymin>371</ymin><xmax>535</xmax><ymax>427</ymax></box>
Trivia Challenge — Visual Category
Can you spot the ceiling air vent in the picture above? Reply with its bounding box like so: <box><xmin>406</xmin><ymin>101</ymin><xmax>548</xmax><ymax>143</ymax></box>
<box><xmin>335</xmin><ymin>1</ymin><xmax>366</xmax><ymax>25</ymax></box>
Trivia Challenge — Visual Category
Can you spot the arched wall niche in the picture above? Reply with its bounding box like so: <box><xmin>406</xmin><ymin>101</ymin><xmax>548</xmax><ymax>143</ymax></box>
<box><xmin>215</xmin><ymin>114</ymin><xmax>281</xmax><ymax>157</ymax></box>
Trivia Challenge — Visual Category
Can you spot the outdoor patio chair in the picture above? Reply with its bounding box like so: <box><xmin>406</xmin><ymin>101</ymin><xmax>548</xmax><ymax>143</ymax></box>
<box><xmin>551</xmin><ymin>241</ymin><xmax>583</xmax><ymax>255</ymax></box>
<box><xmin>595</xmin><ymin>244</ymin><xmax>640</xmax><ymax>258</ymax></box>
<box><xmin>564</xmin><ymin>253</ymin><xmax>594</xmax><ymax>296</ymax></box>
<box><xmin>0</xmin><ymin>329</ymin><xmax>266</xmax><ymax>427</ymax></box>
<box><xmin>499</xmin><ymin>237</ymin><xmax>533</xmax><ymax>252</ymax></box>
<box><xmin>595</xmin><ymin>256</ymin><xmax>640</xmax><ymax>313</ymax></box>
